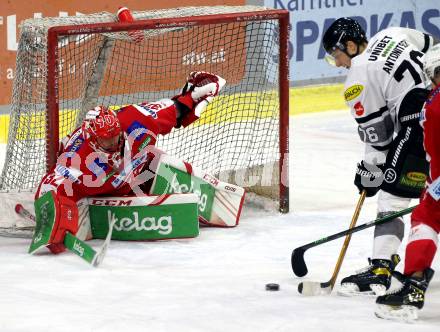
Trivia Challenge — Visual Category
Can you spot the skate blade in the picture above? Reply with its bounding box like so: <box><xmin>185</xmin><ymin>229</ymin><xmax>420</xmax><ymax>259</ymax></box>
<box><xmin>370</xmin><ymin>284</ymin><xmax>387</xmax><ymax>296</ymax></box>
<box><xmin>337</xmin><ymin>283</ymin><xmax>375</xmax><ymax>297</ymax></box>
<box><xmin>375</xmin><ymin>304</ymin><xmax>418</xmax><ymax>323</ymax></box>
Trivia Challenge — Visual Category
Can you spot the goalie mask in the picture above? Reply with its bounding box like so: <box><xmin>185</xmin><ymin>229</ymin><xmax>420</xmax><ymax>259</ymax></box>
<box><xmin>82</xmin><ymin>106</ymin><xmax>123</xmax><ymax>153</ymax></box>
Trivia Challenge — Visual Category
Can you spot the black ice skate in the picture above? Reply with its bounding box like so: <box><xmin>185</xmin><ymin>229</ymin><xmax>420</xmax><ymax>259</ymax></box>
<box><xmin>338</xmin><ymin>254</ymin><xmax>400</xmax><ymax>296</ymax></box>
<box><xmin>375</xmin><ymin>268</ymin><xmax>434</xmax><ymax>323</ymax></box>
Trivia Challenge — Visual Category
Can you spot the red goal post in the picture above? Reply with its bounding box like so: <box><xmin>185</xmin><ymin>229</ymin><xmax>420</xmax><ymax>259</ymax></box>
<box><xmin>1</xmin><ymin>6</ymin><xmax>290</xmax><ymax>213</ymax></box>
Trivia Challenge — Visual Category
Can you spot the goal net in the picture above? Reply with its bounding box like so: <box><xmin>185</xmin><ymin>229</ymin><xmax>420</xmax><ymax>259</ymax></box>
<box><xmin>0</xmin><ymin>6</ymin><xmax>289</xmax><ymax>213</ymax></box>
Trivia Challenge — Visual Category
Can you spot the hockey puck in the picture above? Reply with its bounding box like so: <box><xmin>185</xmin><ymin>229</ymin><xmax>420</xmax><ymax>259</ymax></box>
<box><xmin>265</xmin><ymin>283</ymin><xmax>280</xmax><ymax>291</ymax></box>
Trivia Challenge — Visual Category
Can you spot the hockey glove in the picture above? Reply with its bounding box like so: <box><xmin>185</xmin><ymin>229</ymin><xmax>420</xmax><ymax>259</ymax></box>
<box><xmin>29</xmin><ymin>191</ymin><xmax>79</xmax><ymax>255</ymax></box>
<box><xmin>354</xmin><ymin>161</ymin><xmax>384</xmax><ymax>197</ymax></box>
<box><xmin>173</xmin><ymin>71</ymin><xmax>226</xmax><ymax>127</ymax></box>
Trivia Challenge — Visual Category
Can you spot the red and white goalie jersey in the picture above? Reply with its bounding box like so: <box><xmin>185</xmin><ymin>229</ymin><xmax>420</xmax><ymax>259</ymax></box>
<box><xmin>36</xmin><ymin>72</ymin><xmax>226</xmax><ymax>202</ymax></box>
<box><xmin>36</xmin><ymin>100</ymin><xmax>178</xmax><ymax>201</ymax></box>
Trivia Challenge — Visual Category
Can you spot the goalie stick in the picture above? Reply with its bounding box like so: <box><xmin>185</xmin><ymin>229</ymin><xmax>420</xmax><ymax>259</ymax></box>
<box><xmin>293</xmin><ymin>205</ymin><xmax>416</xmax><ymax>296</ymax></box>
<box><xmin>0</xmin><ymin>204</ymin><xmax>35</xmax><ymax>238</ymax></box>
<box><xmin>0</xmin><ymin>227</ymin><xmax>34</xmax><ymax>238</ymax></box>
<box><xmin>15</xmin><ymin>204</ymin><xmax>116</xmax><ymax>267</ymax></box>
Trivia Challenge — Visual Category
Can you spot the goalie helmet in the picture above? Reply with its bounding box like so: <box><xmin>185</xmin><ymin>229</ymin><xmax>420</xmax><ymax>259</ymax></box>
<box><xmin>322</xmin><ymin>17</ymin><xmax>367</xmax><ymax>54</ymax></box>
<box><xmin>82</xmin><ymin>106</ymin><xmax>123</xmax><ymax>153</ymax></box>
<box><xmin>423</xmin><ymin>44</ymin><xmax>440</xmax><ymax>81</ymax></box>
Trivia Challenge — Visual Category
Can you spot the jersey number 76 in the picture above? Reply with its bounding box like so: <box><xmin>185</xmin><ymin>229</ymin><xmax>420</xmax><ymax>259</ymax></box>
<box><xmin>393</xmin><ymin>50</ymin><xmax>424</xmax><ymax>85</ymax></box>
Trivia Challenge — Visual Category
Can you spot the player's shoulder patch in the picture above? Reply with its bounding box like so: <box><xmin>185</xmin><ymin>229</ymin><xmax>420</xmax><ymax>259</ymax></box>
<box><xmin>344</xmin><ymin>84</ymin><xmax>364</xmax><ymax>102</ymax></box>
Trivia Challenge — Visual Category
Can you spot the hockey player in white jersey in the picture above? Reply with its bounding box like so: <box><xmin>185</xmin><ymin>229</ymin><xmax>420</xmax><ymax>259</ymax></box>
<box><xmin>322</xmin><ymin>18</ymin><xmax>437</xmax><ymax>296</ymax></box>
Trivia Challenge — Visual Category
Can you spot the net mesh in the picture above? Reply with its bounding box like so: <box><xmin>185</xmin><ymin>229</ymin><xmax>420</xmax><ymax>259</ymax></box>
<box><xmin>0</xmin><ymin>6</ymin><xmax>285</xmax><ymax>210</ymax></box>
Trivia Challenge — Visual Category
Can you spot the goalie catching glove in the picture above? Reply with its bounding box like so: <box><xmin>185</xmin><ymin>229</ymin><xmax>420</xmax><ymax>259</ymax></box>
<box><xmin>174</xmin><ymin>71</ymin><xmax>226</xmax><ymax>127</ymax></box>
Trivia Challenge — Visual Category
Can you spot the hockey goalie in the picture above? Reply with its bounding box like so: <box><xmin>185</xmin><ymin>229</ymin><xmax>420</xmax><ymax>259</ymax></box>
<box><xmin>31</xmin><ymin>72</ymin><xmax>245</xmax><ymax>254</ymax></box>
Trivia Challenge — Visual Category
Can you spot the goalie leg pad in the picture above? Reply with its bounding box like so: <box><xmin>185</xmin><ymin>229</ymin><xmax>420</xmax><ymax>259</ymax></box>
<box><xmin>150</xmin><ymin>154</ymin><xmax>245</xmax><ymax>227</ymax></box>
<box><xmin>87</xmin><ymin>194</ymin><xmax>199</xmax><ymax>240</ymax></box>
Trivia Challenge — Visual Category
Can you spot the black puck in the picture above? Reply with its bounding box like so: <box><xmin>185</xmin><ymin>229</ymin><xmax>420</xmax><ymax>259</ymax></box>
<box><xmin>265</xmin><ymin>283</ymin><xmax>280</xmax><ymax>291</ymax></box>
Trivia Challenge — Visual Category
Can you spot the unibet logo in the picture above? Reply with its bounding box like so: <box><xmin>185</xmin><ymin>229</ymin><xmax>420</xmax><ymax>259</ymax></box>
<box><xmin>344</xmin><ymin>84</ymin><xmax>364</xmax><ymax>101</ymax></box>
<box><xmin>108</xmin><ymin>211</ymin><xmax>172</xmax><ymax>235</ymax></box>
<box><xmin>73</xmin><ymin>240</ymin><xmax>85</xmax><ymax>257</ymax></box>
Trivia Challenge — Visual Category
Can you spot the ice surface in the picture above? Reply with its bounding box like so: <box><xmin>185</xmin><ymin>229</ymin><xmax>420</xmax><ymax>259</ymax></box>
<box><xmin>0</xmin><ymin>111</ymin><xmax>438</xmax><ymax>331</ymax></box>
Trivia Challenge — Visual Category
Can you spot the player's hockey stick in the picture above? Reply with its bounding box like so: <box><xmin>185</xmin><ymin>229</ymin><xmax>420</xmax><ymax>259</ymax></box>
<box><xmin>293</xmin><ymin>205</ymin><xmax>417</xmax><ymax>296</ymax></box>
<box><xmin>297</xmin><ymin>191</ymin><xmax>366</xmax><ymax>295</ymax></box>
<box><xmin>15</xmin><ymin>204</ymin><xmax>115</xmax><ymax>267</ymax></box>
<box><xmin>292</xmin><ymin>191</ymin><xmax>366</xmax><ymax>278</ymax></box>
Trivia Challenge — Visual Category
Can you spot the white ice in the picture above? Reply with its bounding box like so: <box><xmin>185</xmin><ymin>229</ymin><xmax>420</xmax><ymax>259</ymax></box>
<box><xmin>0</xmin><ymin>110</ymin><xmax>438</xmax><ymax>331</ymax></box>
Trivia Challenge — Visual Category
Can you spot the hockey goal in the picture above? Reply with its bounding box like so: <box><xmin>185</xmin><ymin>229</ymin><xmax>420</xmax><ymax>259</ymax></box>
<box><xmin>0</xmin><ymin>6</ymin><xmax>289</xmax><ymax>213</ymax></box>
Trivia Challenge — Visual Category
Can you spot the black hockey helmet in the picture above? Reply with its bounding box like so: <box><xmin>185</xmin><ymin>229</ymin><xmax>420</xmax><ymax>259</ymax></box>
<box><xmin>322</xmin><ymin>17</ymin><xmax>367</xmax><ymax>54</ymax></box>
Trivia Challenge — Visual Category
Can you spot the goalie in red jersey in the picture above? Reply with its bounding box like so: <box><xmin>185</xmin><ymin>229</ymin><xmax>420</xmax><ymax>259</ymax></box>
<box><xmin>34</xmin><ymin>72</ymin><xmax>226</xmax><ymax>253</ymax></box>
<box><xmin>36</xmin><ymin>71</ymin><xmax>225</xmax><ymax>201</ymax></box>
<box><xmin>375</xmin><ymin>45</ymin><xmax>440</xmax><ymax>322</ymax></box>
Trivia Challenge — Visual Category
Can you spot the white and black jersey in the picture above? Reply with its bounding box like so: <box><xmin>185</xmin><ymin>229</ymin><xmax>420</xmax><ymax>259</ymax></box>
<box><xmin>344</xmin><ymin>27</ymin><xmax>435</xmax><ymax>164</ymax></box>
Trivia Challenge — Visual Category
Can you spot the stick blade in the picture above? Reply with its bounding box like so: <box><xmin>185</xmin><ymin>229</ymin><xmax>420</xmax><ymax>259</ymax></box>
<box><xmin>92</xmin><ymin>214</ymin><xmax>118</xmax><ymax>267</ymax></box>
<box><xmin>298</xmin><ymin>281</ymin><xmax>332</xmax><ymax>296</ymax></box>
<box><xmin>291</xmin><ymin>248</ymin><xmax>308</xmax><ymax>277</ymax></box>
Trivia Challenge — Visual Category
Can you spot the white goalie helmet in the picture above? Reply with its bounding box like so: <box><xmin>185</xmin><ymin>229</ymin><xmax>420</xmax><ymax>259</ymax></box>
<box><xmin>423</xmin><ymin>44</ymin><xmax>440</xmax><ymax>81</ymax></box>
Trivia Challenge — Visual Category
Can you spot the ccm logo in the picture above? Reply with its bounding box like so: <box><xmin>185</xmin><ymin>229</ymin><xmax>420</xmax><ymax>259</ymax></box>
<box><xmin>91</xmin><ymin>199</ymin><xmax>132</xmax><ymax>206</ymax></box>
<box><xmin>203</xmin><ymin>174</ymin><xmax>219</xmax><ymax>186</ymax></box>
<box><xmin>224</xmin><ymin>185</ymin><xmax>236</xmax><ymax>192</ymax></box>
